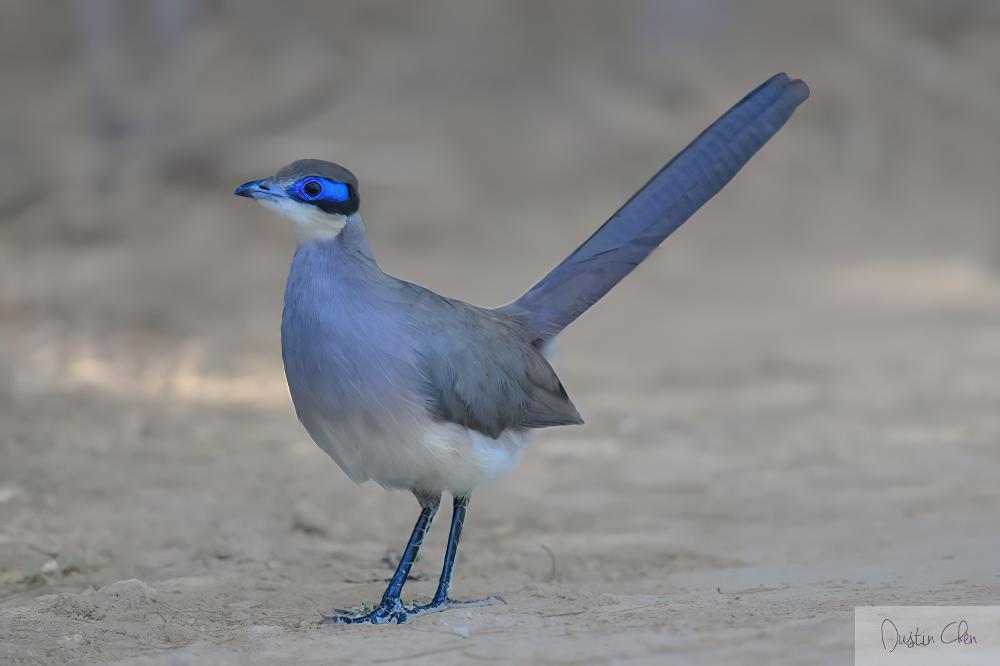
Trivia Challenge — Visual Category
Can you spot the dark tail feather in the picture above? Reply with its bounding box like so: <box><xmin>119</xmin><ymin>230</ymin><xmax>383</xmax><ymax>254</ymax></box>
<box><xmin>500</xmin><ymin>73</ymin><xmax>810</xmax><ymax>345</ymax></box>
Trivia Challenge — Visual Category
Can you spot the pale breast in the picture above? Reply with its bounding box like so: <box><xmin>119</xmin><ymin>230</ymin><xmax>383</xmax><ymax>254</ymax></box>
<box><xmin>281</xmin><ymin>240</ymin><xmax>537</xmax><ymax>495</ymax></box>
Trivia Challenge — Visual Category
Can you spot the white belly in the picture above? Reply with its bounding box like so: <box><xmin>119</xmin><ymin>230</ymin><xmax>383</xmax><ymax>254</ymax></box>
<box><xmin>299</xmin><ymin>403</ymin><xmax>531</xmax><ymax>496</ymax></box>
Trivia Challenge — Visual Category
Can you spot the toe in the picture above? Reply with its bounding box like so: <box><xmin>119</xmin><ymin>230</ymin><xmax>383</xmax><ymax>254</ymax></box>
<box><xmin>320</xmin><ymin>614</ymin><xmax>357</xmax><ymax>625</ymax></box>
<box><xmin>320</xmin><ymin>602</ymin><xmax>410</xmax><ymax>625</ymax></box>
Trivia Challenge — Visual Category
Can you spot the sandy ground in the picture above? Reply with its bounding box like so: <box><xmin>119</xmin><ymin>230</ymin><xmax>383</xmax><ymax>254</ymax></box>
<box><xmin>2</xmin><ymin>2</ymin><xmax>1000</xmax><ymax>664</ymax></box>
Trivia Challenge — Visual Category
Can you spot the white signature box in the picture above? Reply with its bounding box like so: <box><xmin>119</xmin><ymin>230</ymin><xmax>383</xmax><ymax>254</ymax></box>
<box><xmin>856</xmin><ymin>606</ymin><xmax>1000</xmax><ymax>665</ymax></box>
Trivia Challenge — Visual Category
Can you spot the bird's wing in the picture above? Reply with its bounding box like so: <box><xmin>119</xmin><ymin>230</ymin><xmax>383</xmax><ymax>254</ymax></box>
<box><xmin>499</xmin><ymin>73</ymin><xmax>810</xmax><ymax>345</ymax></box>
<box><xmin>415</xmin><ymin>298</ymin><xmax>582</xmax><ymax>439</ymax></box>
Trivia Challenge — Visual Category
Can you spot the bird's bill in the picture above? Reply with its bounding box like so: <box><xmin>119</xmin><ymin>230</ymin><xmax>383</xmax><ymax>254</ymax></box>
<box><xmin>233</xmin><ymin>178</ymin><xmax>281</xmax><ymax>199</ymax></box>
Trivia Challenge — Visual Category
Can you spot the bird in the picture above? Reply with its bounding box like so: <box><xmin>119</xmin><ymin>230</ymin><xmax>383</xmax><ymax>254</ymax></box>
<box><xmin>233</xmin><ymin>73</ymin><xmax>809</xmax><ymax>625</ymax></box>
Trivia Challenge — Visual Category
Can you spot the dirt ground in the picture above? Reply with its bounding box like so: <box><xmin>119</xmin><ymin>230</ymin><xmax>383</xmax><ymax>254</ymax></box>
<box><xmin>2</xmin><ymin>2</ymin><xmax>1000</xmax><ymax>664</ymax></box>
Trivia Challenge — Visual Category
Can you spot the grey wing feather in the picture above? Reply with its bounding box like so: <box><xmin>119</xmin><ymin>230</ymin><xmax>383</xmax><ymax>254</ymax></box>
<box><xmin>417</xmin><ymin>298</ymin><xmax>582</xmax><ymax>439</ymax></box>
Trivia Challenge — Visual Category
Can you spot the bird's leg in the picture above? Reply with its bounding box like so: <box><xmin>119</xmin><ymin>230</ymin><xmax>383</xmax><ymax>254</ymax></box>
<box><xmin>409</xmin><ymin>494</ymin><xmax>505</xmax><ymax>615</ymax></box>
<box><xmin>322</xmin><ymin>494</ymin><xmax>439</xmax><ymax>625</ymax></box>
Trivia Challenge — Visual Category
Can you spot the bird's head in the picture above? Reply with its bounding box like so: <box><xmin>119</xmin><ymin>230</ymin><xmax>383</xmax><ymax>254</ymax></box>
<box><xmin>234</xmin><ymin>159</ymin><xmax>360</xmax><ymax>240</ymax></box>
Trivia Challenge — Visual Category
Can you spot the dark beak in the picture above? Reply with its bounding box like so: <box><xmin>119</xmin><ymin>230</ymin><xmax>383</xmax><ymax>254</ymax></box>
<box><xmin>233</xmin><ymin>179</ymin><xmax>275</xmax><ymax>199</ymax></box>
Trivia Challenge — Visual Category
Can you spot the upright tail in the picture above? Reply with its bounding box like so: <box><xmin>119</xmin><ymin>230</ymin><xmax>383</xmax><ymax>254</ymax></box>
<box><xmin>500</xmin><ymin>73</ymin><xmax>809</xmax><ymax>345</ymax></box>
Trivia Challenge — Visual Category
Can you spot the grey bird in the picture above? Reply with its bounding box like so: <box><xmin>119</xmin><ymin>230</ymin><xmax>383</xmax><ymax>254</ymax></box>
<box><xmin>234</xmin><ymin>73</ymin><xmax>809</xmax><ymax>624</ymax></box>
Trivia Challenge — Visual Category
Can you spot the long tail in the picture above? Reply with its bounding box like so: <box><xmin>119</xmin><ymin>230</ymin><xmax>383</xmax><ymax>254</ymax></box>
<box><xmin>500</xmin><ymin>73</ymin><xmax>809</xmax><ymax>345</ymax></box>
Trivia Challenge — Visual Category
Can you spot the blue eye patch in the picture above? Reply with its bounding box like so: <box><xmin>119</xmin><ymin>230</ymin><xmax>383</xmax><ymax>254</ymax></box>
<box><xmin>291</xmin><ymin>177</ymin><xmax>350</xmax><ymax>203</ymax></box>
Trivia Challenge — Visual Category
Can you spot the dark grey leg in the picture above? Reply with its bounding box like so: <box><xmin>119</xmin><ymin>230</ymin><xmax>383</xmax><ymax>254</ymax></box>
<box><xmin>431</xmin><ymin>494</ymin><xmax>468</xmax><ymax>604</ymax></box>
<box><xmin>410</xmin><ymin>495</ymin><xmax>504</xmax><ymax>615</ymax></box>
<box><xmin>322</xmin><ymin>495</ymin><xmax>439</xmax><ymax>625</ymax></box>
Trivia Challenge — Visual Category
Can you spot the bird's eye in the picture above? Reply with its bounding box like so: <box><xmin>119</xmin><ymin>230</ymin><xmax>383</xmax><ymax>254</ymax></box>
<box><xmin>292</xmin><ymin>177</ymin><xmax>350</xmax><ymax>204</ymax></box>
<box><xmin>301</xmin><ymin>179</ymin><xmax>323</xmax><ymax>199</ymax></box>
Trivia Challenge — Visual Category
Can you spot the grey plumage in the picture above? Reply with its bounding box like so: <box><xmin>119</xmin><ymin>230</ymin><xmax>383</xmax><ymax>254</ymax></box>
<box><xmin>279</xmin><ymin>220</ymin><xmax>578</xmax><ymax>494</ymax></box>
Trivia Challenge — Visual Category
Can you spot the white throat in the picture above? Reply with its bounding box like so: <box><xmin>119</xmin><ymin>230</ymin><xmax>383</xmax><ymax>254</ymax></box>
<box><xmin>258</xmin><ymin>198</ymin><xmax>351</xmax><ymax>241</ymax></box>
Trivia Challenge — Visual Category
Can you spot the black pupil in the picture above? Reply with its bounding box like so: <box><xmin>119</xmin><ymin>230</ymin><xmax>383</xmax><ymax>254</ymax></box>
<box><xmin>303</xmin><ymin>180</ymin><xmax>322</xmax><ymax>197</ymax></box>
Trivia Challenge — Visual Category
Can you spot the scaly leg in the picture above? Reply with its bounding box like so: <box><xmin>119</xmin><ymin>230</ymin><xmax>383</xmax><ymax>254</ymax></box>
<box><xmin>322</xmin><ymin>495</ymin><xmax>439</xmax><ymax>625</ymax></box>
<box><xmin>409</xmin><ymin>495</ymin><xmax>504</xmax><ymax>615</ymax></box>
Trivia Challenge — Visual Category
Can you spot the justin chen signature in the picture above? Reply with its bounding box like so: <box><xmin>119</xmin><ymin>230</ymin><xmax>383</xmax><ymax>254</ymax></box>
<box><xmin>881</xmin><ymin>618</ymin><xmax>978</xmax><ymax>653</ymax></box>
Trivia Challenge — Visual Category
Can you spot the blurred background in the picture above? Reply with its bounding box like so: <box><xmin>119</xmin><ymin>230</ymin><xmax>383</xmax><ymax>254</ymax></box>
<box><xmin>2</xmin><ymin>2</ymin><xmax>999</xmax><ymax>664</ymax></box>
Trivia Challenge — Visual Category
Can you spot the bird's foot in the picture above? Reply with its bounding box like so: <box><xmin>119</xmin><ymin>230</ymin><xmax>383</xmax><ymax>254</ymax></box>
<box><xmin>408</xmin><ymin>594</ymin><xmax>506</xmax><ymax>617</ymax></box>
<box><xmin>320</xmin><ymin>598</ymin><xmax>410</xmax><ymax>625</ymax></box>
